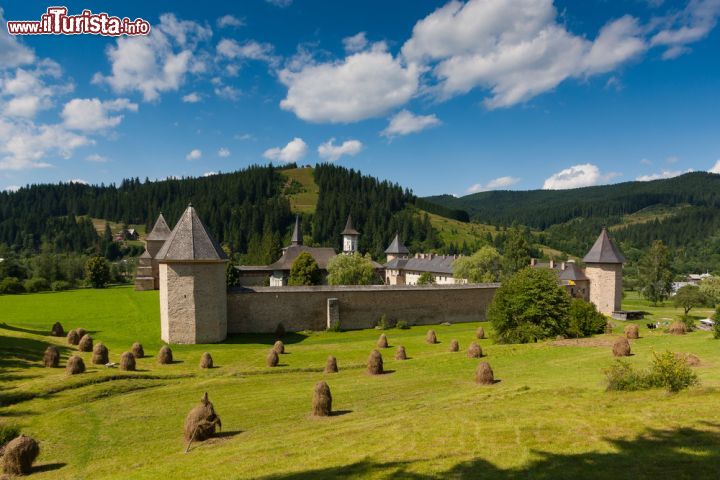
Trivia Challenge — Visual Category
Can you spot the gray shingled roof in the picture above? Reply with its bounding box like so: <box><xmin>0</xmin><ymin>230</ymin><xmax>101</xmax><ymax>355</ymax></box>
<box><xmin>268</xmin><ymin>245</ymin><xmax>337</xmax><ymax>270</ymax></box>
<box><xmin>146</xmin><ymin>213</ymin><xmax>171</xmax><ymax>241</ymax></box>
<box><xmin>341</xmin><ymin>215</ymin><xmax>360</xmax><ymax>236</ymax></box>
<box><xmin>155</xmin><ymin>204</ymin><xmax>228</xmax><ymax>262</ymax></box>
<box><xmin>559</xmin><ymin>262</ymin><xmax>589</xmax><ymax>281</ymax></box>
<box><xmin>290</xmin><ymin>216</ymin><xmax>303</xmax><ymax>246</ymax></box>
<box><xmin>385</xmin><ymin>233</ymin><xmax>410</xmax><ymax>255</ymax></box>
<box><xmin>385</xmin><ymin>255</ymin><xmax>456</xmax><ymax>274</ymax></box>
<box><xmin>583</xmin><ymin>228</ymin><xmax>625</xmax><ymax>264</ymax></box>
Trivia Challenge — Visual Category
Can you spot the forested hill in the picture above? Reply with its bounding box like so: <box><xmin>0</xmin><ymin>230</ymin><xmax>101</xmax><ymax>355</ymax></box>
<box><xmin>424</xmin><ymin>172</ymin><xmax>720</xmax><ymax>272</ymax></box>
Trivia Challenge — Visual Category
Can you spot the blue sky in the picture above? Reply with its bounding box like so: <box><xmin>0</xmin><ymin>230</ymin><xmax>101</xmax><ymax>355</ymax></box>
<box><xmin>1</xmin><ymin>0</ymin><xmax>719</xmax><ymax>197</ymax></box>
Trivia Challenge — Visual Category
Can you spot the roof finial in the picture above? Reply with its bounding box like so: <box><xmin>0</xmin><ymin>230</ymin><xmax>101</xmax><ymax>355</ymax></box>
<box><xmin>291</xmin><ymin>215</ymin><xmax>303</xmax><ymax>246</ymax></box>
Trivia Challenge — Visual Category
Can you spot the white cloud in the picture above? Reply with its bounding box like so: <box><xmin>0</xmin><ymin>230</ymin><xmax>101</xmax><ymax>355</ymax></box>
<box><xmin>636</xmin><ymin>168</ymin><xmax>693</xmax><ymax>181</ymax></box>
<box><xmin>217</xmin><ymin>15</ymin><xmax>244</xmax><ymax>29</ymax></box>
<box><xmin>218</xmin><ymin>147</ymin><xmax>230</xmax><ymax>157</ymax></box>
<box><xmin>263</xmin><ymin>137</ymin><xmax>308</xmax><ymax>162</ymax></box>
<box><xmin>86</xmin><ymin>153</ymin><xmax>108</xmax><ymax>163</ymax></box>
<box><xmin>217</xmin><ymin>39</ymin><xmax>277</xmax><ymax>64</ymax></box>
<box><xmin>0</xmin><ymin>119</ymin><xmax>93</xmax><ymax>170</ymax></box>
<box><xmin>466</xmin><ymin>176</ymin><xmax>521</xmax><ymax>193</ymax></box>
<box><xmin>182</xmin><ymin>92</ymin><xmax>201</xmax><ymax>103</ymax></box>
<box><xmin>543</xmin><ymin>163</ymin><xmax>620</xmax><ymax>189</ymax></box>
<box><xmin>1</xmin><ymin>62</ymin><xmax>70</xmax><ymax>118</ymax></box>
<box><xmin>234</xmin><ymin>133</ymin><xmax>254</xmax><ymax>141</ymax></box>
<box><xmin>710</xmin><ymin>160</ymin><xmax>720</xmax><ymax>174</ymax></box>
<box><xmin>401</xmin><ymin>0</ymin><xmax>647</xmax><ymax>109</ymax></box>
<box><xmin>203</xmin><ymin>171</ymin><xmax>219</xmax><ymax>177</ymax></box>
<box><xmin>318</xmin><ymin>138</ymin><xmax>363</xmax><ymax>161</ymax></box>
<box><xmin>214</xmin><ymin>84</ymin><xmax>241</xmax><ymax>100</ymax></box>
<box><xmin>343</xmin><ymin>32</ymin><xmax>369</xmax><ymax>53</ymax></box>
<box><xmin>265</xmin><ymin>0</ymin><xmax>293</xmax><ymax>7</ymax></box>
<box><xmin>68</xmin><ymin>178</ymin><xmax>88</xmax><ymax>185</ymax></box>
<box><xmin>93</xmin><ymin>14</ymin><xmax>212</xmax><ymax>101</ymax></box>
<box><xmin>186</xmin><ymin>148</ymin><xmax>202</xmax><ymax>161</ymax></box>
<box><xmin>0</xmin><ymin>8</ymin><xmax>35</xmax><ymax>68</ymax></box>
<box><xmin>279</xmin><ymin>43</ymin><xmax>419</xmax><ymax>123</ymax></box>
<box><xmin>381</xmin><ymin>110</ymin><xmax>441</xmax><ymax>137</ymax></box>
<box><xmin>62</xmin><ymin>98</ymin><xmax>138</xmax><ymax>131</ymax></box>
<box><xmin>3</xmin><ymin>185</ymin><xmax>21</xmax><ymax>192</ymax></box>
<box><xmin>640</xmin><ymin>158</ymin><xmax>652</xmax><ymax>165</ymax></box>
<box><xmin>650</xmin><ymin>0</ymin><xmax>720</xmax><ymax>59</ymax></box>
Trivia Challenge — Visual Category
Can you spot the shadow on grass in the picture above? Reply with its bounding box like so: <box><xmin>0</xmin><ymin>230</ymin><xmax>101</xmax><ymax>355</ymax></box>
<box><xmin>330</xmin><ymin>410</ymin><xmax>352</xmax><ymax>417</ymax></box>
<box><xmin>0</xmin><ymin>322</ymin><xmax>51</xmax><ymax>336</ymax></box>
<box><xmin>258</xmin><ymin>423</ymin><xmax>720</xmax><ymax>479</ymax></box>
<box><xmin>33</xmin><ymin>463</ymin><xmax>67</xmax><ymax>473</ymax></box>
<box><xmin>223</xmin><ymin>332</ymin><xmax>309</xmax><ymax>346</ymax></box>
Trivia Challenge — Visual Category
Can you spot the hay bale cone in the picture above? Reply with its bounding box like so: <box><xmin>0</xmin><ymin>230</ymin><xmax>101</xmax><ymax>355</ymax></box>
<box><xmin>75</xmin><ymin>328</ymin><xmax>87</xmax><ymax>339</ymax></box>
<box><xmin>183</xmin><ymin>392</ymin><xmax>222</xmax><ymax>442</ymax></box>
<box><xmin>77</xmin><ymin>334</ymin><xmax>93</xmax><ymax>352</ymax></box>
<box><xmin>200</xmin><ymin>352</ymin><xmax>213</xmax><ymax>369</ymax></box>
<box><xmin>312</xmin><ymin>381</ymin><xmax>332</xmax><ymax>417</ymax></box>
<box><xmin>267</xmin><ymin>349</ymin><xmax>279</xmax><ymax>367</ymax></box>
<box><xmin>2</xmin><ymin>435</ymin><xmax>39</xmax><ymax>476</ymax></box>
<box><xmin>66</xmin><ymin>330</ymin><xmax>79</xmax><ymax>345</ymax></box>
<box><xmin>324</xmin><ymin>355</ymin><xmax>338</xmax><ymax>373</ymax></box>
<box><xmin>668</xmin><ymin>321</ymin><xmax>687</xmax><ymax>335</ymax></box>
<box><xmin>449</xmin><ymin>340</ymin><xmax>459</xmax><ymax>352</ymax></box>
<box><xmin>120</xmin><ymin>351</ymin><xmax>136</xmax><ymax>371</ymax></box>
<box><xmin>467</xmin><ymin>342</ymin><xmax>482</xmax><ymax>358</ymax></box>
<box><xmin>426</xmin><ymin>330</ymin><xmax>437</xmax><ymax>344</ymax></box>
<box><xmin>675</xmin><ymin>352</ymin><xmax>701</xmax><ymax>366</ymax></box>
<box><xmin>273</xmin><ymin>340</ymin><xmax>285</xmax><ymax>354</ymax></box>
<box><xmin>475</xmin><ymin>362</ymin><xmax>495</xmax><ymax>385</ymax></box>
<box><xmin>131</xmin><ymin>342</ymin><xmax>144</xmax><ymax>358</ymax></box>
<box><xmin>367</xmin><ymin>349</ymin><xmax>383</xmax><ymax>375</ymax></box>
<box><xmin>158</xmin><ymin>345</ymin><xmax>173</xmax><ymax>364</ymax></box>
<box><xmin>476</xmin><ymin>326</ymin><xmax>485</xmax><ymax>339</ymax></box>
<box><xmin>612</xmin><ymin>337</ymin><xmax>631</xmax><ymax>357</ymax></box>
<box><xmin>92</xmin><ymin>342</ymin><xmax>109</xmax><ymax>365</ymax></box>
<box><xmin>43</xmin><ymin>345</ymin><xmax>59</xmax><ymax>368</ymax></box>
<box><xmin>625</xmin><ymin>324</ymin><xmax>640</xmax><ymax>339</ymax></box>
<box><xmin>395</xmin><ymin>346</ymin><xmax>407</xmax><ymax>360</ymax></box>
<box><xmin>377</xmin><ymin>334</ymin><xmax>388</xmax><ymax>348</ymax></box>
<box><xmin>51</xmin><ymin>321</ymin><xmax>64</xmax><ymax>337</ymax></box>
<box><xmin>66</xmin><ymin>355</ymin><xmax>85</xmax><ymax>375</ymax></box>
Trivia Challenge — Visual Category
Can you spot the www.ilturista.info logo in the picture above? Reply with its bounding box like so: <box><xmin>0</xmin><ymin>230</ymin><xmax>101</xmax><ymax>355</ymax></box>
<box><xmin>7</xmin><ymin>7</ymin><xmax>151</xmax><ymax>36</ymax></box>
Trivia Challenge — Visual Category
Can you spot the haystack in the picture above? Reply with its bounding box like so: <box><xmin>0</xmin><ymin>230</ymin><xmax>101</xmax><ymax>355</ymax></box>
<box><xmin>75</xmin><ymin>328</ymin><xmax>87</xmax><ymax>339</ymax></box>
<box><xmin>612</xmin><ymin>337</ymin><xmax>631</xmax><ymax>357</ymax></box>
<box><xmin>77</xmin><ymin>334</ymin><xmax>93</xmax><ymax>352</ymax></box>
<box><xmin>367</xmin><ymin>349</ymin><xmax>383</xmax><ymax>375</ymax></box>
<box><xmin>675</xmin><ymin>352</ymin><xmax>700</xmax><ymax>366</ymax></box>
<box><xmin>467</xmin><ymin>342</ymin><xmax>482</xmax><ymax>358</ymax></box>
<box><xmin>200</xmin><ymin>352</ymin><xmax>213</xmax><ymax>369</ymax></box>
<box><xmin>131</xmin><ymin>342</ymin><xmax>145</xmax><ymax>358</ymax></box>
<box><xmin>449</xmin><ymin>340</ymin><xmax>459</xmax><ymax>352</ymax></box>
<box><xmin>267</xmin><ymin>349</ymin><xmax>279</xmax><ymax>367</ymax></box>
<box><xmin>605</xmin><ymin>321</ymin><xmax>615</xmax><ymax>334</ymax></box>
<box><xmin>312</xmin><ymin>381</ymin><xmax>332</xmax><ymax>417</ymax></box>
<box><xmin>377</xmin><ymin>334</ymin><xmax>388</xmax><ymax>349</ymax></box>
<box><xmin>51</xmin><ymin>322</ymin><xmax>64</xmax><ymax>337</ymax></box>
<box><xmin>158</xmin><ymin>345</ymin><xmax>173</xmax><ymax>364</ymax></box>
<box><xmin>426</xmin><ymin>330</ymin><xmax>437</xmax><ymax>344</ymax></box>
<box><xmin>65</xmin><ymin>355</ymin><xmax>85</xmax><ymax>375</ymax></box>
<box><xmin>324</xmin><ymin>355</ymin><xmax>338</xmax><ymax>373</ymax></box>
<box><xmin>183</xmin><ymin>392</ymin><xmax>222</xmax><ymax>442</ymax></box>
<box><xmin>475</xmin><ymin>362</ymin><xmax>495</xmax><ymax>385</ymax></box>
<box><xmin>91</xmin><ymin>342</ymin><xmax>109</xmax><ymax>365</ymax></box>
<box><xmin>66</xmin><ymin>330</ymin><xmax>79</xmax><ymax>345</ymax></box>
<box><xmin>273</xmin><ymin>340</ymin><xmax>285</xmax><ymax>354</ymax></box>
<box><xmin>395</xmin><ymin>346</ymin><xmax>407</xmax><ymax>360</ymax></box>
<box><xmin>625</xmin><ymin>324</ymin><xmax>639</xmax><ymax>339</ymax></box>
<box><xmin>1</xmin><ymin>435</ymin><xmax>39</xmax><ymax>476</ymax></box>
<box><xmin>43</xmin><ymin>345</ymin><xmax>59</xmax><ymax>368</ymax></box>
<box><xmin>120</xmin><ymin>352</ymin><xmax>136</xmax><ymax>371</ymax></box>
<box><xmin>668</xmin><ymin>321</ymin><xmax>687</xmax><ymax>335</ymax></box>
<box><xmin>476</xmin><ymin>326</ymin><xmax>485</xmax><ymax>339</ymax></box>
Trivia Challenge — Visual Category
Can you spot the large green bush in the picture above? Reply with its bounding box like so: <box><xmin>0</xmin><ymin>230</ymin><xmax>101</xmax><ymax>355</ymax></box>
<box><xmin>487</xmin><ymin>267</ymin><xmax>570</xmax><ymax>343</ymax></box>
<box><xmin>0</xmin><ymin>277</ymin><xmax>25</xmax><ymax>295</ymax></box>
<box><xmin>85</xmin><ymin>256</ymin><xmax>111</xmax><ymax>289</ymax></box>
<box><xmin>24</xmin><ymin>277</ymin><xmax>50</xmax><ymax>293</ymax></box>
<box><xmin>567</xmin><ymin>298</ymin><xmax>607</xmax><ymax>337</ymax></box>
<box><xmin>288</xmin><ymin>252</ymin><xmax>321</xmax><ymax>286</ymax></box>
<box><xmin>605</xmin><ymin>351</ymin><xmax>699</xmax><ymax>393</ymax></box>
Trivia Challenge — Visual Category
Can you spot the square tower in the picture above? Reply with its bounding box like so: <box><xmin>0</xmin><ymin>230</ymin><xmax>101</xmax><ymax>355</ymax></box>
<box><xmin>583</xmin><ymin>228</ymin><xmax>625</xmax><ymax>315</ymax></box>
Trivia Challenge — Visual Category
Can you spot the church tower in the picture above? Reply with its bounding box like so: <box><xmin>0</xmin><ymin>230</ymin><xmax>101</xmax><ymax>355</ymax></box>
<box><xmin>583</xmin><ymin>228</ymin><xmax>625</xmax><ymax>315</ymax></box>
<box><xmin>157</xmin><ymin>204</ymin><xmax>228</xmax><ymax>344</ymax></box>
<box><xmin>341</xmin><ymin>214</ymin><xmax>360</xmax><ymax>254</ymax></box>
<box><xmin>134</xmin><ymin>213</ymin><xmax>171</xmax><ymax>291</ymax></box>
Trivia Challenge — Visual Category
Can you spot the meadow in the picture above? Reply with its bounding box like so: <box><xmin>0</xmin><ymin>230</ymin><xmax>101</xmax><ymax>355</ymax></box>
<box><xmin>1</xmin><ymin>287</ymin><xmax>719</xmax><ymax>479</ymax></box>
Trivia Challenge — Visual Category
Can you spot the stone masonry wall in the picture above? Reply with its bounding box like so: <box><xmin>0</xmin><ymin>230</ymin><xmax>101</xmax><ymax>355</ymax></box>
<box><xmin>585</xmin><ymin>263</ymin><xmax>622</xmax><ymax>315</ymax></box>
<box><xmin>227</xmin><ymin>284</ymin><xmax>500</xmax><ymax>333</ymax></box>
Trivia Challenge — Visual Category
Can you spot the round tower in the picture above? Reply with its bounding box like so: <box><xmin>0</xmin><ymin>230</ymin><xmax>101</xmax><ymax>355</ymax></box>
<box><xmin>583</xmin><ymin>228</ymin><xmax>625</xmax><ymax>315</ymax></box>
<box><xmin>341</xmin><ymin>214</ymin><xmax>360</xmax><ymax>254</ymax></box>
<box><xmin>156</xmin><ymin>204</ymin><xmax>228</xmax><ymax>344</ymax></box>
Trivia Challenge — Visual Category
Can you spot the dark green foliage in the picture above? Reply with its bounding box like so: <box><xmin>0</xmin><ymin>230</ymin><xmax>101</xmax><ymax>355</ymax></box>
<box><xmin>23</xmin><ymin>277</ymin><xmax>50</xmax><ymax>293</ymax></box>
<box><xmin>487</xmin><ymin>267</ymin><xmax>570</xmax><ymax>343</ymax></box>
<box><xmin>605</xmin><ymin>351</ymin><xmax>699</xmax><ymax>393</ymax></box>
<box><xmin>417</xmin><ymin>272</ymin><xmax>435</xmax><ymax>285</ymax></box>
<box><xmin>0</xmin><ymin>423</ymin><xmax>21</xmax><ymax>446</ymax></box>
<box><xmin>567</xmin><ymin>298</ymin><xmax>607</xmax><ymax>338</ymax></box>
<box><xmin>327</xmin><ymin>252</ymin><xmax>381</xmax><ymax>285</ymax></box>
<box><xmin>414</xmin><ymin>198</ymin><xmax>469</xmax><ymax>222</ymax></box>
<box><xmin>225</xmin><ymin>262</ymin><xmax>240</xmax><ymax>288</ymax></box>
<box><xmin>85</xmin><ymin>256</ymin><xmax>111</xmax><ymax>288</ymax></box>
<box><xmin>713</xmin><ymin>306</ymin><xmax>720</xmax><ymax>339</ymax></box>
<box><xmin>502</xmin><ymin>226</ymin><xmax>532</xmax><ymax>276</ymax></box>
<box><xmin>672</xmin><ymin>285</ymin><xmax>707</xmax><ymax>315</ymax></box>
<box><xmin>0</xmin><ymin>277</ymin><xmax>25</xmax><ymax>294</ymax></box>
<box><xmin>288</xmin><ymin>252</ymin><xmax>321</xmax><ymax>286</ymax></box>
<box><xmin>639</xmin><ymin>240</ymin><xmax>673</xmax><ymax>305</ymax></box>
<box><xmin>396</xmin><ymin>320</ymin><xmax>410</xmax><ymax>329</ymax></box>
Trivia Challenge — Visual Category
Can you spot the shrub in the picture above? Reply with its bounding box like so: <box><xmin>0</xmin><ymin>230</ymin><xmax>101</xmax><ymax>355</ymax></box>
<box><xmin>677</xmin><ymin>315</ymin><xmax>696</xmax><ymax>331</ymax></box>
<box><xmin>23</xmin><ymin>277</ymin><xmax>50</xmax><ymax>293</ymax></box>
<box><xmin>604</xmin><ymin>360</ymin><xmax>648</xmax><ymax>391</ymax></box>
<box><xmin>327</xmin><ymin>252</ymin><xmax>381</xmax><ymax>285</ymax></box>
<box><xmin>713</xmin><ymin>305</ymin><xmax>720</xmax><ymax>339</ymax></box>
<box><xmin>605</xmin><ymin>351</ymin><xmax>699</xmax><ymax>393</ymax></box>
<box><xmin>417</xmin><ymin>272</ymin><xmax>435</xmax><ymax>285</ymax></box>
<box><xmin>85</xmin><ymin>256</ymin><xmax>111</xmax><ymax>288</ymax></box>
<box><xmin>0</xmin><ymin>424</ymin><xmax>21</xmax><ymax>447</ymax></box>
<box><xmin>487</xmin><ymin>267</ymin><xmax>570</xmax><ymax>343</ymax></box>
<box><xmin>288</xmin><ymin>252</ymin><xmax>321</xmax><ymax>286</ymax></box>
<box><xmin>396</xmin><ymin>320</ymin><xmax>409</xmax><ymax>330</ymax></box>
<box><xmin>51</xmin><ymin>280</ymin><xmax>72</xmax><ymax>291</ymax></box>
<box><xmin>567</xmin><ymin>298</ymin><xmax>607</xmax><ymax>338</ymax></box>
<box><xmin>376</xmin><ymin>314</ymin><xmax>394</xmax><ymax>330</ymax></box>
<box><xmin>0</xmin><ymin>277</ymin><xmax>25</xmax><ymax>295</ymax></box>
<box><xmin>327</xmin><ymin>320</ymin><xmax>342</xmax><ymax>332</ymax></box>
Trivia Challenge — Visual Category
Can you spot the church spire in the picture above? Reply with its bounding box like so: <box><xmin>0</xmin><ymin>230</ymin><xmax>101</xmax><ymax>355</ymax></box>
<box><xmin>291</xmin><ymin>215</ymin><xmax>303</xmax><ymax>246</ymax></box>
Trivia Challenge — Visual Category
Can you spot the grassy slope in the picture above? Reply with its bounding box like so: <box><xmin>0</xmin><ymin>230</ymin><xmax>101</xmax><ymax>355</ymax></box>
<box><xmin>2</xmin><ymin>288</ymin><xmax>720</xmax><ymax>479</ymax></box>
<box><xmin>281</xmin><ymin>167</ymin><xmax>319</xmax><ymax>214</ymax></box>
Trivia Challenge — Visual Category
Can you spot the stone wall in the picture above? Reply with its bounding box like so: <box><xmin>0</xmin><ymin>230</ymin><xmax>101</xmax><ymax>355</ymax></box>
<box><xmin>227</xmin><ymin>284</ymin><xmax>500</xmax><ymax>333</ymax></box>
<box><xmin>585</xmin><ymin>263</ymin><xmax>622</xmax><ymax>315</ymax></box>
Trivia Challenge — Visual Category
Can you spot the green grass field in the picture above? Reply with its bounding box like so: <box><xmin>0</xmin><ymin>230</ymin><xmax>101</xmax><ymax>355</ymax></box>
<box><xmin>1</xmin><ymin>288</ymin><xmax>719</xmax><ymax>479</ymax></box>
<box><xmin>281</xmin><ymin>167</ymin><xmax>319</xmax><ymax>214</ymax></box>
